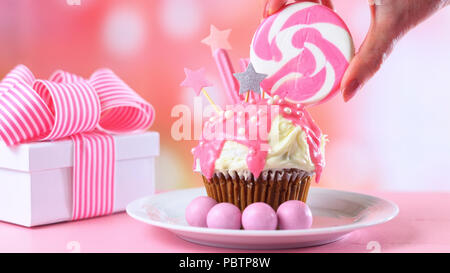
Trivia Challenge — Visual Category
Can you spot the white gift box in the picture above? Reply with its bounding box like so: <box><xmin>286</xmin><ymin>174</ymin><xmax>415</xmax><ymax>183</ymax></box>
<box><xmin>0</xmin><ymin>132</ymin><xmax>159</xmax><ymax>227</ymax></box>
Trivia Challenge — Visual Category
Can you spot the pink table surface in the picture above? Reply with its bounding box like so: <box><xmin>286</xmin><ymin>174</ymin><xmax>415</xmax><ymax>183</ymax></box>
<box><xmin>0</xmin><ymin>191</ymin><xmax>449</xmax><ymax>253</ymax></box>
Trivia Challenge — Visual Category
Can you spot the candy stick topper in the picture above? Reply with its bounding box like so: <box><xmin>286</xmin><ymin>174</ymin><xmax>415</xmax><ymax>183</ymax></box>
<box><xmin>180</xmin><ymin>67</ymin><xmax>221</xmax><ymax>113</ymax></box>
<box><xmin>213</xmin><ymin>49</ymin><xmax>241</xmax><ymax>105</ymax></box>
<box><xmin>233</xmin><ymin>62</ymin><xmax>267</xmax><ymax>103</ymax></box>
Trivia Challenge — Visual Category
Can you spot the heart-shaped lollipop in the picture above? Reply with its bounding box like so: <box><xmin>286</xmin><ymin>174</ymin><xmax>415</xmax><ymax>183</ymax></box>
<box><xmin>250</xmin><ymin>2</ymin><xmax>354</xmax><ymax>106</ymax></box>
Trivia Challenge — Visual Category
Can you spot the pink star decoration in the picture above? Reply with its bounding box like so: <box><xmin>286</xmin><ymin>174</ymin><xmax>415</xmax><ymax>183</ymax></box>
<box><xmin>180</xmin><ymin>67</ymin><xmax>212</xmax><ymax>96</ymax></box>
<box><xmin>201</xmin><ymin>25</ymin><xmax>232</xmax><ymax>53</ymax></box>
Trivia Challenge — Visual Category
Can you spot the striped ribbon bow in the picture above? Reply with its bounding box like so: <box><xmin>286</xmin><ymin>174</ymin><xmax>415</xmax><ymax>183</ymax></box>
<box><xmin>0</xmin><ymin>65</ymin><xmax>155</xmax><ymax>220</ymax></box>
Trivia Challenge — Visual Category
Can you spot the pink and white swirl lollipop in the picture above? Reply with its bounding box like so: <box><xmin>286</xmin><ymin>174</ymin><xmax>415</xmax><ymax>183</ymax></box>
<box><xmin>250</xmin><ymin>2</ymin><xmax>354</xmax><ymax>105</ymax></box>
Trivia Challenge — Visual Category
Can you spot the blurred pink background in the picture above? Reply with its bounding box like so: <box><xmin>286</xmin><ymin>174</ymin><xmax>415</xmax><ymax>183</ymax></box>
<box><xmin>1</xmin><ymin>0</ymin><xmax>449</xmax><ymax>192</ymax></box>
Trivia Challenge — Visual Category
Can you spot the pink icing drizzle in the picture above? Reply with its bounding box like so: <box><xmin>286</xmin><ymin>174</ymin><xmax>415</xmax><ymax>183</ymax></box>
<box><xmin>192</xmin><ymin>99</ymin><xmax>324</xmax><ymax>182</ymax></box>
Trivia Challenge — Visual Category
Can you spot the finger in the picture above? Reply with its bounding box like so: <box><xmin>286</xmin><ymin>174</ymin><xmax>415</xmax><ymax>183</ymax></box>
<box><xmin>263</xmin><ymin>0</ymin><xmax>288</xmax><ymax>18</ymax></box>
<box><xmin>340</xmin><ymin>6</ymin><xmax>398</xmax><ymax>102</ymax></box>
<box><xmin>263</xmin><ymin>0</ymin><xmax>325</xmax><ymax>18</ymax></box>
<box><xmin>320</xmin><ymin>0</ymin><xmax>334</xmax><ymax>9</ymax></box>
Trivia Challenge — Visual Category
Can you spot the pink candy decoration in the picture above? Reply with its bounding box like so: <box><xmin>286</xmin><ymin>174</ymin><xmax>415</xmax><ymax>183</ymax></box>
<box><xmin>250</xmin><ymin>2</ymin><xmax>354</xmax><ymax>106</ymax></box>
<box><xmin>186</xmin><ymin>199</ymin><xmax>314</xmax><ymax>231</ymax></box>
<box><xmin>185</xmin><ymin>196</ymin><xmax>218</xmax><ymax>227</ymax></box>
<box><xmin>207</xmin><ymin>203</ymin><xmax>242</xmax><ymax>230</ymax></box>
<box><xmin>180</xmin><ymin>67</ymin><xmax>212</xmax><ymax>96</ymax></box>
<box><xmin>277</xmin><ymin>200</ymin><xmax>313</xmax><ymax>230</ymax></box>
<box><xmin>242</xmin><ymin>202</ymin><xmax>277</xmax><ymax>230</ymax></box>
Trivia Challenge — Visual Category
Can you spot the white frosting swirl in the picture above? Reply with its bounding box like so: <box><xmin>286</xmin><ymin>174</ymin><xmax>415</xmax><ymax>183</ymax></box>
<box><xmin>214</xmin><ymin>115</ymin><xmax>326</xmax><ymax>173</ymax></box>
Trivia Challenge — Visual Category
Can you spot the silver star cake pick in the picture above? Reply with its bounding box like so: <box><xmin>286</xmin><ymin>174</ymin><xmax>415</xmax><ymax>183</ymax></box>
<box><xmin>233</xmin><ymin>62</ymin><xmax>267</xmax><ymax>95</ymax></box>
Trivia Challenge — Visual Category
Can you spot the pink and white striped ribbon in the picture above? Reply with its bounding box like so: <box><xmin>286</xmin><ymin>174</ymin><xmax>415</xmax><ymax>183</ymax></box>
<box><xmin>0</xmin><ymin>64</ymin><xmax>155</xmax><ymax>220</ymax></box>
<box><xmin>71</xmin><ymin>132</ymin><xmax>115</xmax><ymax>220</ymax></box>
<box><xmin>0</xmin><ymin>65</ymin><xmax>35</xmax><ymax>95</ymax></box>
<box><xmin>90</xmin><ymin>69</ymin><xmax>154</xmax><ymax>133</ymax></box>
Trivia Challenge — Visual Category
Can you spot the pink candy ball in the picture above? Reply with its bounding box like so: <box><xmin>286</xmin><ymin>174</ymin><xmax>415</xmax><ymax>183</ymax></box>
<box><xmin>207</xmin><ymin>203</ymin><xmax>241</xmax><ymax>229</ymax></box>
<box><xmin>277</xmin><ymin>200</ymin><xmax>313</xmax><ymax>230</ymax></box>
<box><xmin>242</xmin><ymin>202</ymin><xmax>277</xmax><ymax>230</ymax></box>
<box><xmin>185</xmin><ymin>196</ymin><xmax>217</xmax><ymax>227</ymax></box>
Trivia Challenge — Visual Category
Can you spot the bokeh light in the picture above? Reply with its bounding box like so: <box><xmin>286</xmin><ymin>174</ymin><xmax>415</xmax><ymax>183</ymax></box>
<box><xmin>160</xmin><ymin>0</ymin><xmax>202</xmax><ymax>39</ymax></box>
<box><xmin>102</xmin><ymin>5</ymin><xmax>146</xmax><ymax>57</ymax></box>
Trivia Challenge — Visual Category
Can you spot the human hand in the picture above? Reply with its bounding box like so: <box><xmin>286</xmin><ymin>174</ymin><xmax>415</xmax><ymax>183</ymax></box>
<box><xmin>263</xmin><ymin>0</ymin><xmax>450</xmax><ymax>102</ymax></box>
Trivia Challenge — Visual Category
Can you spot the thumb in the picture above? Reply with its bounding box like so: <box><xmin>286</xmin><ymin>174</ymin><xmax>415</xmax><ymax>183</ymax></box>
<box><xmin>341</xmin><ymin>5</ymin><xmax>399</xmax><ymax>102</ymax></box>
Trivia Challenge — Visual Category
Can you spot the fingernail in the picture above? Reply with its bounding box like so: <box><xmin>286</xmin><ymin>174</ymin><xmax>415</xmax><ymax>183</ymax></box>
<box><xmin>342</xmin><ymin>79</ymin><xmax>361</xmax><ymax>102</ymax></box>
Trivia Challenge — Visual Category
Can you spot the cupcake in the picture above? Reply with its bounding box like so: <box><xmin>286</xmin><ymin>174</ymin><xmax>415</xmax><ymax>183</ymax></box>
<box><xmin>192</xmin><ymin>97</ymin><xmax>326</xmax><ymax>211</ymax></box>
<box><xmin>188</xmin><ymin>1</ymin><xmax>353</xmax><ymax>212</ymax></box>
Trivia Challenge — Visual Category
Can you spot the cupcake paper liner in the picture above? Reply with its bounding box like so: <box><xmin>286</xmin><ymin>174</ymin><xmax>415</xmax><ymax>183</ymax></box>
<box><xmin>202</xmin><ymin>168</ymin><xmax>312</xmax><ymax>211</ymax></box>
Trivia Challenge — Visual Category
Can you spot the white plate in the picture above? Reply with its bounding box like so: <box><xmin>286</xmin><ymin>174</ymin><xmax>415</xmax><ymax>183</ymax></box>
<box><xmin>126</xmin><ymin>187</ymin><xmax>399</xmax><ymax>250</ymax></box>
